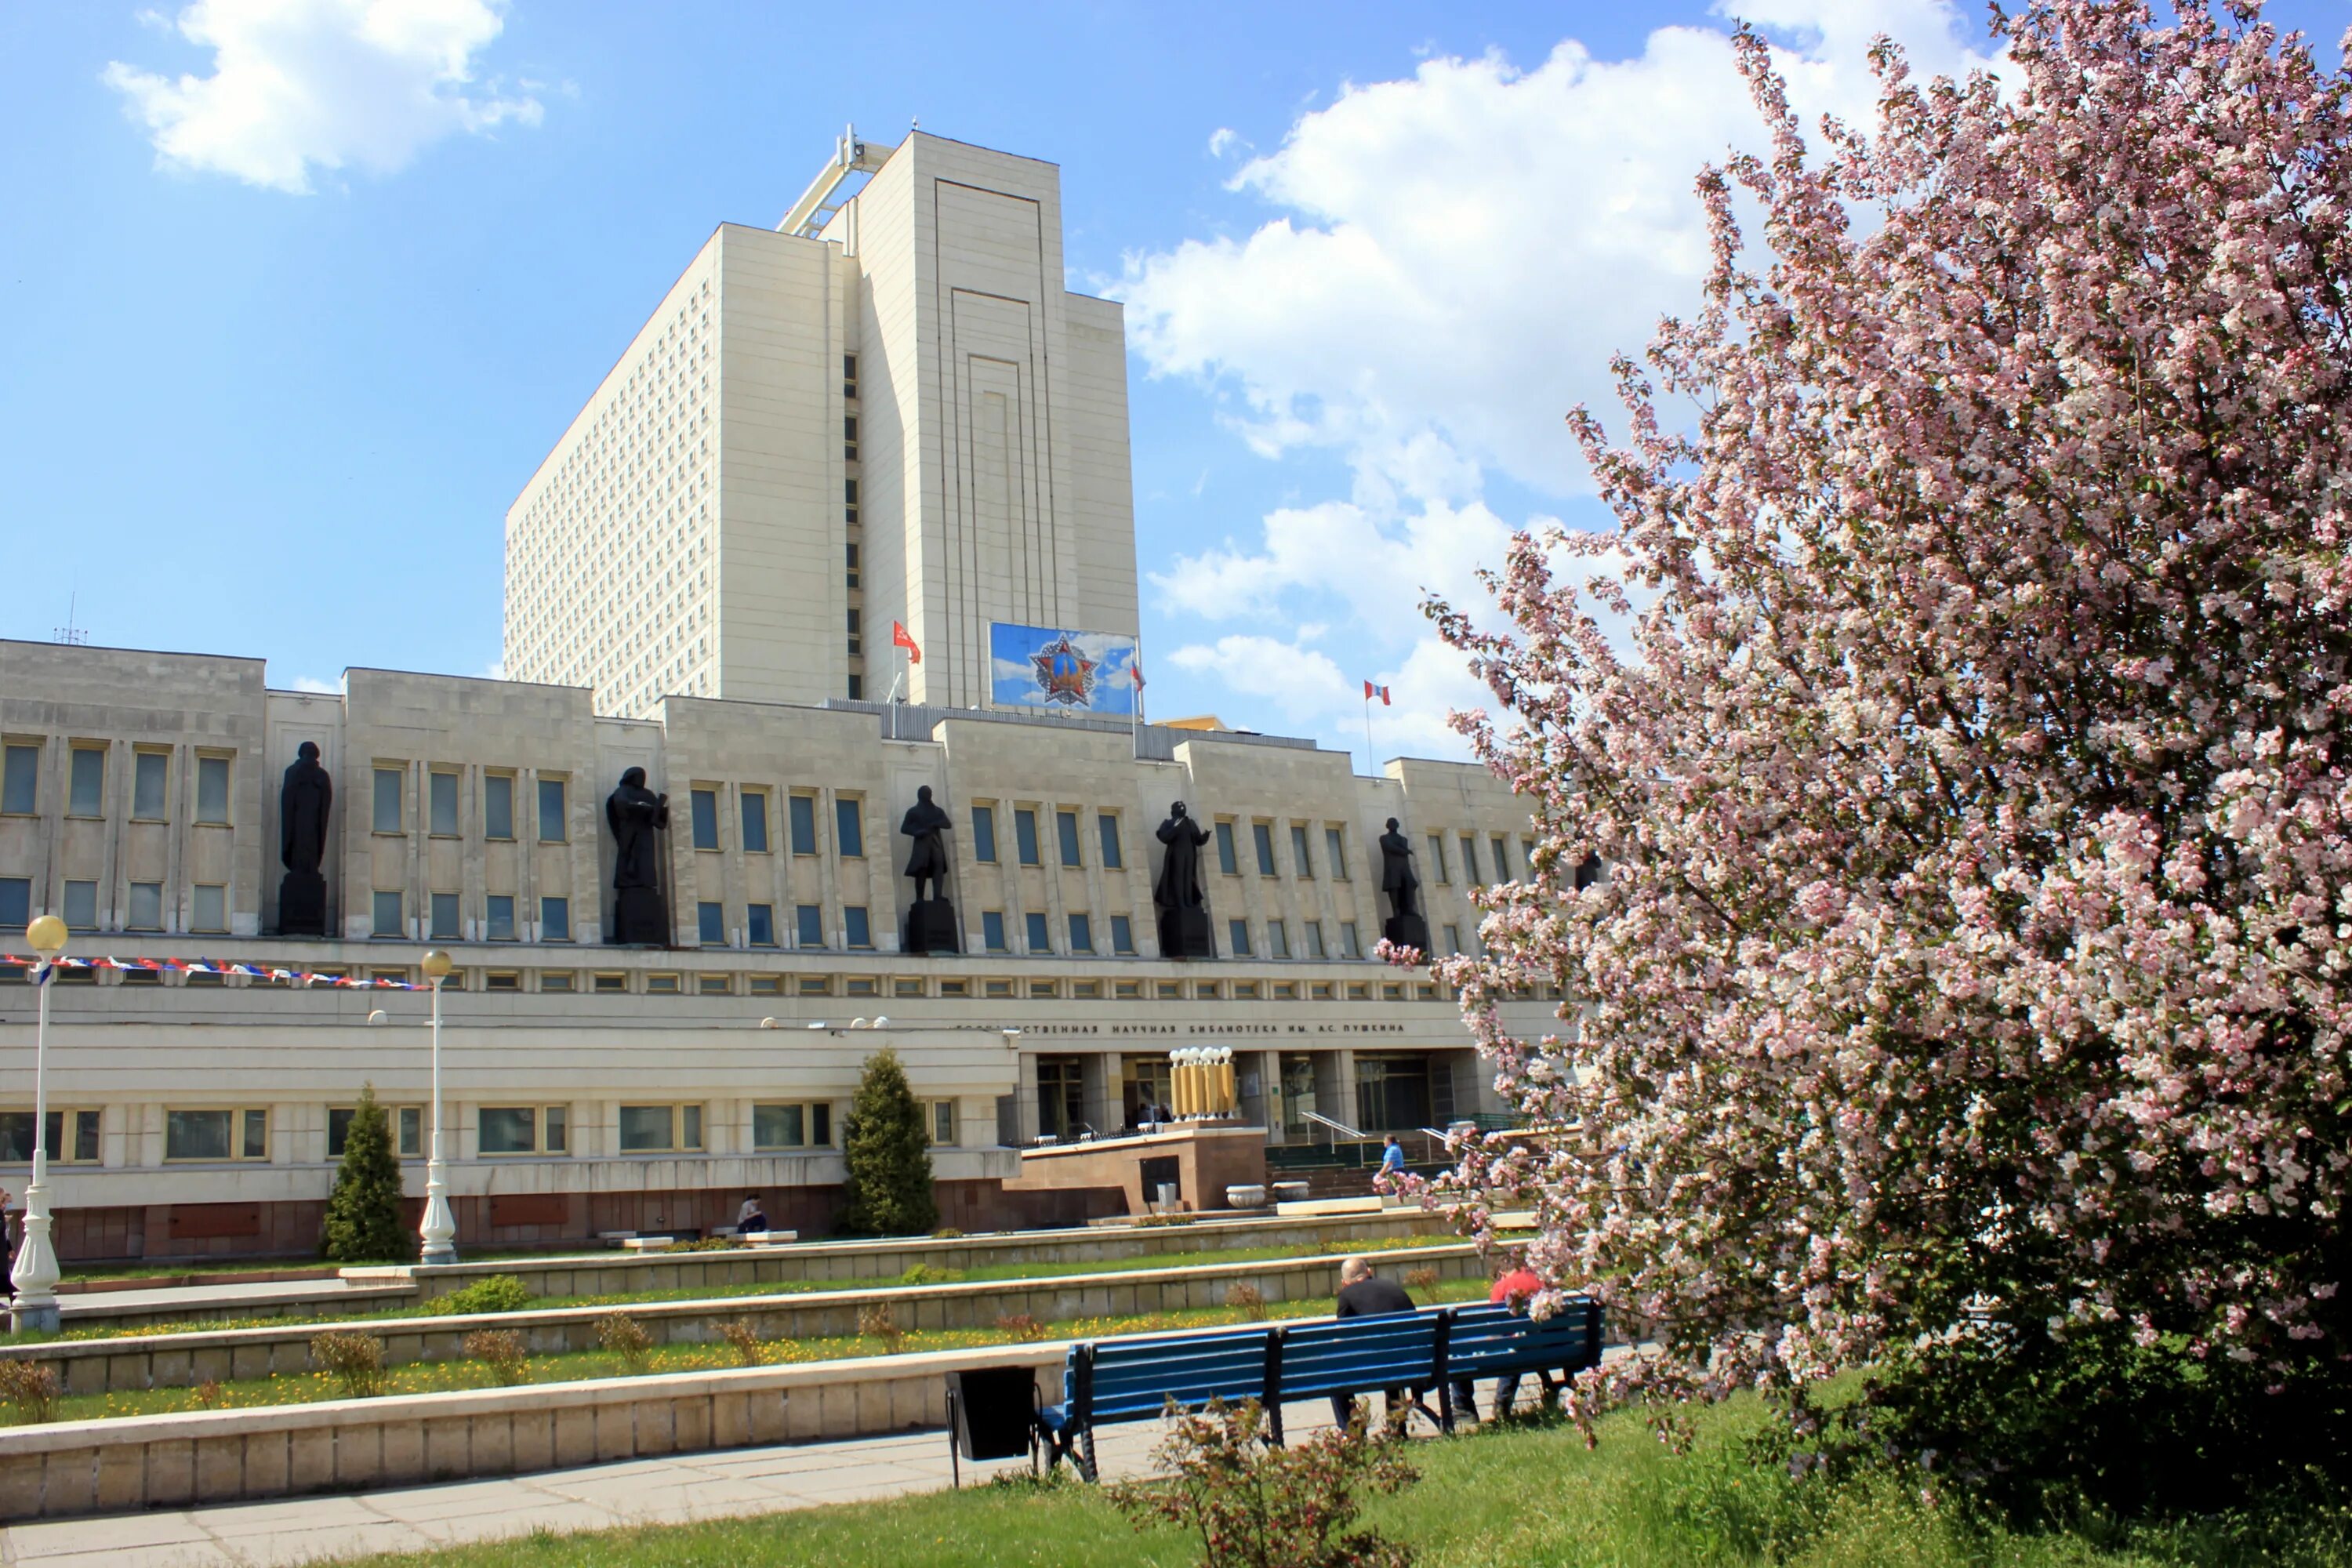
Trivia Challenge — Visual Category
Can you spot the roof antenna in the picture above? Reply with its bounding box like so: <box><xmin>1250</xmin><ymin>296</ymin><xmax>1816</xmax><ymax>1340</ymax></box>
<box><xmin>53</xmin><ymin>584</ymin><xmax>87</xmax><ymax>647</ymax></box>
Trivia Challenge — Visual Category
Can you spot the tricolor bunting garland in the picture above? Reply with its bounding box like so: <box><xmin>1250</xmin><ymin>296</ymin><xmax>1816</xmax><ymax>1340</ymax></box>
<box><xmin>0</xmin><ymin>953</ymin><xmax>430</xmax><ymax>989</ymax></box>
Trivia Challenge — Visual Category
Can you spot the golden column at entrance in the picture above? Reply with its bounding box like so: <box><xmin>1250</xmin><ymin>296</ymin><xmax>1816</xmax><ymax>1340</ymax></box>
<box><xmin>1167</xmin><ymin>1047</ymin><xmax>1237</xmax><ymax>1118</ymax></box>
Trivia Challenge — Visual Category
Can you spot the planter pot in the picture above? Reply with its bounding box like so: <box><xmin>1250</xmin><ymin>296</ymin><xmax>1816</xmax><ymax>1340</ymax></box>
<box><xmin>1224</xmin><ymin>1184</ymin><xmax>1267</xmax><ymax>1210</ymax></box>
<box><xmin>1271</xmin><ymin>1181</ymin><xmax>1310</xmax><ymax>1205</ymax></box>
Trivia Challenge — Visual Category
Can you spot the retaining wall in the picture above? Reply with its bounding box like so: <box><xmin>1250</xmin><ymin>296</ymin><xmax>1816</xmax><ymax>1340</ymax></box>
<box><xmin>10</xmin><ymin>1245</ymin><xmax>1483</xmax><ymax>1397</ymax></box>
<box><xmin>0</xmin><ymin>1342</ymin><xmax>1069</xmax><ymax>1523</ymax></box>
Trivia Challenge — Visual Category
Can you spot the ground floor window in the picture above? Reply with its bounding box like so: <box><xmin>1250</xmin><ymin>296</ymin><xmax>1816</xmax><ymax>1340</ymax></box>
<box><xmin>619</xmin><ymin>1103</ymin><xmax>704</xmax><ymax>1152</ymax></box>
<box><xmin>328</xmin><ymin>1104</ymin><xmax>423</xmax><ymax>1158</ymax></box>
<box><xmin>752</xmin><ymin>1102</ymin><xmax>833</xmax><ymax>1149</ymax></box>
<box><xmin>166</xmin><ymin>1108</ymin><xmax>269</xmax><ymax>1161</ymax></box>
<box><xmin>1036</xmin><ymin>1055</ymin><xmax>1087</xmax><ymax>1140</ymax></box>
<box><xmin>480</xmin><ymin>1105</ymin><xmax>567</xmax><ymax>1155</ymax></box>
<box><xmin>0</xmin><ymin>1109</ymin><xmax>100</xmax><ymax>1163</ymax></box>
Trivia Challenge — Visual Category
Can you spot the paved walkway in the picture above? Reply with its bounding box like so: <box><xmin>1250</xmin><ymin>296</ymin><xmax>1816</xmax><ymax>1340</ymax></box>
<box><xmin>0</xmin><ymin>1391</ymin><xmax>1443</xmax><ymax>1568</ymax></box>
<box><xmin>57</xmin><ymin>1279</ymin><xmax>387</xmax><ymax>1324</ymax></box>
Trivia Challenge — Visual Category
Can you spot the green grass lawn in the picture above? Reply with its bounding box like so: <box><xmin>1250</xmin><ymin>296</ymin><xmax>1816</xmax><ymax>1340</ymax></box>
<box><xmin>320</xmin><ymin>1395</ymin><xmax>2352</xmax><ymax>1568</ymax></box>
<box><xmin>11</xmin><ymin>1279</ymin><xmax>1497</xmax><ymax>1427</ymax></box>
<box><xmin>48</xmin><ymin>1231</ymin><xmax>1490</xmax><ymax>1344</ymax></box>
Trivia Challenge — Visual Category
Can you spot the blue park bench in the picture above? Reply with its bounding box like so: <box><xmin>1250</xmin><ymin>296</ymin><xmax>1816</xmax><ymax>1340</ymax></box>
<box><xmin>1031</xmin><ymin>1298</ymin><xmax>1604</xmax><ymax>1479</ymax></box>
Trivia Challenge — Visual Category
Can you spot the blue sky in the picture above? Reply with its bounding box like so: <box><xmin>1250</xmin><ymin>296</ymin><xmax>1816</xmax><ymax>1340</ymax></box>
<box><xmin>3</xmin><ymin>1</ymin><xmax>2341</xmax><ymax>766</ymax></box>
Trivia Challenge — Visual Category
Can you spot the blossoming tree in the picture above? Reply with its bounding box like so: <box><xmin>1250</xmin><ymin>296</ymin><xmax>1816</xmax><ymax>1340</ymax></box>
<box><xmin>1425</xmin><ymin>0</ymin><xmax>2352</xmax><ymax>1506</ymax></box>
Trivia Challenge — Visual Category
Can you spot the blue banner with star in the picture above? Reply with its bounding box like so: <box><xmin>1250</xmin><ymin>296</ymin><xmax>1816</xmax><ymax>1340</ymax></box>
<box><xmin>988</xmin><ymin>622</ymin><xmax>1140</xmax><ymax>715</ymax></box>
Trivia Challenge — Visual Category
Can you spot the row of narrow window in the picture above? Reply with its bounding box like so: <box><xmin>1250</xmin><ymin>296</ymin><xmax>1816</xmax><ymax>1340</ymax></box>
<box><xmin>2</xmin><ymin>742</ymin><xmax>230</xmax><ymax>823</ymax></box>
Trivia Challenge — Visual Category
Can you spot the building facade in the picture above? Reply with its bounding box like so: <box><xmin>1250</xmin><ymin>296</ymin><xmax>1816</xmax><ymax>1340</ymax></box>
<box><xmin>503</xmin><ymin>132</ymin><xmax>1140</xmax><ymax>715</ymax></box>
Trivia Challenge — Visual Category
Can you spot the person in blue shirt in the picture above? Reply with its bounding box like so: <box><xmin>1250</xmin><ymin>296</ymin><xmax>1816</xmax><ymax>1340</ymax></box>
<box><xmin>1377</xmin><ymin>1135</ymin><xmax>1406</xmax><ymax>1179</ymax></box>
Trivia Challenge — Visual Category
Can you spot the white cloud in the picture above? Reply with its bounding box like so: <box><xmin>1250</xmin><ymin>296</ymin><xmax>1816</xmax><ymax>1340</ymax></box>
<box><xmin>103</xmin><ymin>0</ymin><xmax>542</xmax><ymax>194</ymax></box>
<box><xmin>289</xmin><ymin>674</ymin><xmax>343</xmax><ymax>694</ymax></box>
<box><xmin>1126</xmin><ymin>1</ymin><xmax>1995</xmax><ymax>761</ymax></box>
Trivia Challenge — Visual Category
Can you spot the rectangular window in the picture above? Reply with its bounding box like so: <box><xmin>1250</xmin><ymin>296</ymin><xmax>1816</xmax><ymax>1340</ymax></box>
<box><xmin>185</xmin><ymin>753</ymin><xmax>227</xmax><ymax>824</ymax></box>
<box><xmin>430</xmin><ymin>892</ymin><xmax>460</xmax><ymax>940</ymax></box>
<box><xmin>753</xmin><ymin>1102</ymin><xmax>805</xmax><ymax>1149</ymax></box>
<box><xmin>479</xmin><ymin>1106</ymin><xmax>563</xmax><ymax>1156</ymax></box>
<box><xmin>749</xmin><ymin>975</ymin><xmax>782</xmax><ymax>996</ymax></box>
<box><xmin>0</xmin><ymin>1112</ymin><xmax>100</xmax><ymax>1164</ymax></box>
<box><xmin>1069</xmin><ymin>912</ymin><xmax>1094</xmax><ymax>953</ymax></box>
<box><xmin>1428</xmin><ymin>834</ymin><xmax>1450</xmax><ymax>883</ymax></box>
<box><xmin>1341</xmin><ymin>921</ymin><xmax>1363</xmax><ymax>960</ymax></box>
<box><xmin>1444</xmin><ymin>923</ymin><xmax>1462</xmax><ymax>954</ymax></box>
<box><xmin>0</xmin><ymin>877</ymin><xmax>27</xmax><ymax>932</ymax></box>
<box><xmin>1109</xmin><ymin>913</ymin><xmax>1134</xmax><ymax>954</ymax></box>
<box><xmin>1014</xmin><ymin>808</ymin><xmax>1040</xmax><ymax>866</ymax></box>
<box><xmin>931</xmin><ymin>1101</ymin><xmax>956</xmax><ymax>1145</ymax></box>
<box><xmin>836</xmin><ymin>797</ymin><xmax>864</xmax><ymax>857</ymax></box>
<box><xmin>1305</xmin><ymin>921</ymin><xmax>1327</xmax><ymax>959</ymax></box>
<box><xmin>972</xmin><ymin>804</ymin><xmax>998</xmax><ymax>862</ymax></box>
<box><xmin>1215</xmin><ymin>820</ymin><xmax>1239</xmax><ymax>875</ymax></box>
<box><xmin>1</xmin><ymin>744</ymin><xmax>37</xmax><ymax>815</ymax></box>
<box><xmin>845</xmin><ymin>606</ymin><xmax>862</xmax><ymax>656</ymax></box>
<box><xmin>484</xmin><ymin>775</ymin><xmax>515</xmax><ymax>840</ymax></box>
<box><xmin>132</xmin><ymin>751</ymin><xmax>169</xmax><ymax>819</ymax></box>
<box><xmin>619</xmin><ymin>1104</ymin><xmax>703</xmax><ymax>1152</ymax></box>
<box><xmin>1229</xmin><ymin>919</ymin><xmax>1253</xmax><ymax>957</ymax></box>
<box><xmin>1290</xmin><ymin>823</ymin><xmax>1312</xmax><ymax>877</ymax></box>
<box><xmin>487</xmin><ymin>971</ymin><xmax>520</xmax><ymax>992</ymax></box>
<box><xmin>191</xmin><ymin>884</ymin><xmax>227</xmax><ymax>932</ymax></box>
<box><xmin>485</xmin><ymin>895</ymin><xmax>516</xmax><ymax>941</ymax></box>
<box><xmin>691</xmin><ymin>787</ymin><xmax>720</xmax><ymax>849</ymax></box>
<box><xmin>1252</xmin><ymin>822</ymin><xmax>1276</xmax><ymax>876</ymax></box>
<box><xmin>797</xmin><ymin>904</ymin><xmax>824</xmax><ymax>947</ymax></box>
<box><xmin>699</xmin><ymin>973</ymin><xmax>731</xmax><ymax>995</ymax></box>
<box><xmin>693</xmin><ymin>900</ymin><xmax>723</xmax><ymax>944</ymax></box>
<box><xmin>1025</xmin><ymin>910</ymin><xmax>1051</xmax><ymax>953</ymax></box>
<box><xmin>1097</xmin><ymin>813</ymin><xmax>1123</xmax><ymax>869</ymax></box>
<box><xmin>63</xmin><ymin>880</ymin><xmax>96</xmax><ymax>930</ymax></box>
<box><xmin>1269</xmin><ymin>919</ymin><xmax>1290</xmax><ymax>959</ymax></box>
<box><xmin>1491</xmin><ymin>835</ymin><xmax>1512</xmax><ymax>880</ymax></box>
<box><xmin>373</xmin><ymin>768</ymin><xmax>404</xmax><ymax>833</ymax></box>
<box><xmin>847</xmin><ymin>674</ymin><xmax>863</xmax><ymax>701</ymax></box>
<box><xmin>593</xmin><ymin>972</ymin><xmax>628</xmax><ymax>993</ymax></box>
<box><xmin>372</xmin><ymin>890</ymin><xmax>403</xmax><ymax>938</ymax></box>
<box><xmin>1056</xmin><ymin>810</ymin><xmax>1082</xmax><ymax>867</ymax></box>
<box><xmin>646</xmin><ymin>972</ymin><xmax>681</xmax><ymax>994</ymax></box>
<box><xmin>329</xmin><ymin>1105</ymin><xmax>423</xmax><ymax>1159</ymax></box>
<box><xmin>68</xmin><ymin>746</ymin><xmax>104</xmax><ymax>817</ymax></box>
<box><xmin>844</xmin><ymin>541</ymin><xmax>860</xmax><ymax>589</ymax></box>
<box><xmin>741</xmin><ymin>789</ymin><xmax>771</xmax><ymax>853</ymax></box>
<box><xmin>540</xmin><ymin>895</ymin><xmax>571</xmax><ymax>942</ymax></box>
<box><xmin>165</xmin><ymin>1108</ymin><xmax>268</xmax><ymax>1162</ymax></box>
<box><xmin>844</xmin><ymin>906</ymin><xmax>873</xmax><ymax>948</ymax></box>
<box><xmin>541</xmin><ymin>971</ymin><xmax>575</xmax><ymax>993</ymax></box>
<box><xmin>430</xmin><ymin>771</ymin><xmax>459</xmax><ymax>836</ymax></box>
<box><xmin>982</xmin><ymin>910</ymin><xmax>1007</xmax><ymax>952</ymax></box>
<box><xmin>789</xmin><ymin>793</ymin><xmax>818</xmax><ymax>854</ymax></box>
<box><xmin>1326</xmin><ymin>826</ymin><xmax>1347</xmax><ymax>879</ymax></box>
<box><xmin>537</xmin><ymin>776</ymin><xmax>567</xmax><ymax>841</ymax></box>
<box><xmin>128</xmin><ymin>882</ymin><xmax>163</xmax><ymax>931</ymax></box>
<box><xmin>746</xmin><ymin>903</ymin><xmax>776</xmax><ymax>946</ymax></box>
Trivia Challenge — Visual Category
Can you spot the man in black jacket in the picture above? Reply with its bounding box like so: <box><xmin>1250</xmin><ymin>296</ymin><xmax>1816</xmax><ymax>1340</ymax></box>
<box><xmin>1329</xmin><ymin>1256</ymin><xmax>1417</xmax><ymax>1431</ymax></box>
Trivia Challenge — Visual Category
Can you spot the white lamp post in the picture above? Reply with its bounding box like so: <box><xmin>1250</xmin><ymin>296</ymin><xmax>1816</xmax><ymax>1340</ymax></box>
<box><xmin>416</xmin><ymin>949</ymin><xmax>458</xmax><ymax>1267</ymax></box>
<box><xmin>10</xmin><ymin>914</ymin><xmax>69</xmax><ymax>1333</ymax></box>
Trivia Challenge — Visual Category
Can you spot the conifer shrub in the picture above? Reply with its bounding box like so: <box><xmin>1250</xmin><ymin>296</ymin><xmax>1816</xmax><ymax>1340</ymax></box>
<box><xmin>321</xmin><ymin>1084</ymin><xmax>408</xmax><ymax>1263</ymax></box>
<box><xmin>837</xmin><ymin>1047</ymin><xmax>938</xmax><ymax>1236</ymax></box>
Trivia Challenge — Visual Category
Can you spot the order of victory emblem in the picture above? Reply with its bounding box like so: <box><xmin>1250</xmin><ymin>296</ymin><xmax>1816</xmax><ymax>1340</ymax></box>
<box><xmin>1029</xmin><ymin>634</ymin><xmax>1098</xmax><ymax>707</ymax></box>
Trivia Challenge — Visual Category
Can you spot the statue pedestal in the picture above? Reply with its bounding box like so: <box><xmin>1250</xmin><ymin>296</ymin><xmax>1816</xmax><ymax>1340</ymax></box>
<box><xmin>612</xmin><ymin>887</ymin><xmax>669</xmax><ymax>946</ymax></box>
<box><xmin>1383</xmin><ymin>913</ymin><xmax>1432</xmax><ymax>954</ymax></box>
<box><xmin>1159</xmin><ymin>906</ymin><xmax>1214</xmax><ymax>960</ymax></box>
<box><xmin>905</xmin><ymin>898</ymin><xmax>960</xmax><ymax>955</ymax></box>
<box><xmin>277</xmin><ymin>869</ymin><xmax>327</xmax><ymax>937</ymax></box>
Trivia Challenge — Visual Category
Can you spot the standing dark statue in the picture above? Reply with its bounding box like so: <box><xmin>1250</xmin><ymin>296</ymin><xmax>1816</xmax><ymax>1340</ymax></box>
<box><xmin>1377</xmin><ymin>815</ymin><xmax>1431</xmax><ymax>953</ymax></box>
<box><xmin>606</xmin><ymin>768</ymin><xmax>671</xmax><ymax>946</ymax></box>
<box><xmin>1154</xmin><ymin>801</ymin><xmax>1214</xmax><ymax>958</ymax></box>
<box><xmin>276</xmin><ymin>741</ymin><xmax>333</xmax><ymax>936</ymax></box>
<box><xmin>900</xmin><ymin>785</ymin><xmax>960</xmax><ymax>955</ymax></box>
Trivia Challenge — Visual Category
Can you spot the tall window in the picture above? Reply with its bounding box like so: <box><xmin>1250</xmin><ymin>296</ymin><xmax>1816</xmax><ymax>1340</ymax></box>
<box><xmin>1426</xmin><ymin>834</ymin><xmax>1449</xmax><ymax>883</ymax></box>
<box><xmin>1024</xmin><ymin>911</ymin><xmax>1051</xmax><ymax>953</ymax></box>
<box><xmin>1290</xmin><ymin>823</ymin><xmax>1312</xmax><ymax>877</ymax></box>
<box><xmin>1056</xmin><ymin>810</ymin><xmax>1083</xmax><ymax>867</ymax></box>
<box><xmin>1326</xmin><ymin>826</ymin><xmax>1347</xmax><ymax>879</ymax></box>
<box><xmin>844</xmin><ymin>906</ymin><xmax>873</xmax><ymax>948</ymax></box>
<box><xmin>796</xmin><ymin>904</ymin><xmax>824</xmax><ymax>946</ymax></box>
<box><xmin>690</xmin><ymin>787</ymin><xmax>720</xmax><ymax>849</ymax></box>
<box><xmin>369</xmin><ymin>765</ymin><xmax>412</xmax><ymax>840</ymax></box>
<box><xmin>132</xmin><ymin>751</ymin><xmax>168</xmax><ymax>819</ymax></box>
<box><xmin>789</xmin><ymin>793</ymin><xmax>818</xmax><ymax>854</ymax></box>
<box><xmin>1305</xmin><ymin>922</ymin><xmax>1327</xmax><ymax>959</ymax></box>
<box><xmin>373</xmin><ymin>891</ymin><xmax>403</xmax><ymax>937</ymax></box>
<box><xmin>972</xmin><ymin>804</ymin><xmax>998</xmax><ymax>862</ymax></box>
<box><xmin>982</xmin><ymin>910</ymin><xmax>1007</xmax><ymax>951</ymax></box>
<box><xmin>1215</xmin><ymin>821</ymin><xmax>1239</xmax><ymax>875</ymax></box>
<box><xmin>698</xmin><ymin>901</ymin><xmax>724</xmax><ymax>944</ymax></box>
<box><xmin>191</xmin><ymin>884</ymin><xmax>226</xmax><ymax>933</ymax></box>
<box><xmin>1456</xmin><ymin>835</ymin><xmax>1478</xmax><ymax>884</ymax></box>
<box><xmin>846</xmin><ymin>606</ymin><xmax>862</xmax><ymax>657</ymax></box>
<box><xmin>128</xmin><ymin>882</ymin><xmax>163</xmax><ymax>930</ymax></box>
<box><xmin>741</xmin><ymin>790</ymin><xmax>770</xmax><ymax>853</ymax></box>
<box><xmin>1014</xmin><ymin>808</ymin><xmax>1040</xmax><ymax>866</ymax></box>
<box><xmin>1109</xmin><ymin>913</ymin><xmax>1135</xmax><ymax>954</ymax></box>
<box><xmin>1491</xmin><ymin>835</ymin><xmax>1512</xmax><ymax>880</ymax></box>
<box><xmin>1098</xmin><ymin>813</ymin><xmax>1123</xmax><ymax>869</ymax></box>
<box><xmin>1252</xmin><ymin>822</ymin><xmax>1277</xmax><ymax>876</ymax></box>
<box><xmin>486</xmin><ymin>895</ymin><xmax>517</xmax><ymax>941</ymax></box>
<box><xmin>0</xmin><ymin>877</ymin><xmax>25</xmax><ymax>930</ymax></box>
<box><xmin>63</xmin><ymin>880</ymin><xmax>96</xmax><ymax>929</ymax></box>
<box><xmin>540</xmin><ymin>895</ymin><xmax>570</xmax><ymax>942</ymax></box>
<box><xmin>1069</xmin><ymin>912</ymin><xmax>1094</xmax><ymax>953</ymax></box>
<box><xmin>836</xmin><ymin>797</ymin><xmax>864</xmax><ymax>857</ymax></box>
<box><xmin>1269</xmin><ymin>920</ymin><xmax>1290</xmax><ymax>959</ymax></box>
<box><xmin>67</xmin><ymin>747</ymin><xmax>104</xmax><ymax>817</ymax></box>
<box><xmin>1229</xmin><ymin>919</ymin><xmax>1254</xmax><ymax>957</ymax></box>
<box><xmin>429</xmin><ymin>771</ymin><xmax>459</xmax><ymax>836</ymax></box>
<box><xmin>430</xmin><ymin>892</ymin><xmax>460</xmax><ymax>939</ymax></box>
<box><xmin>484</xmin><ymin>775</ymin><xmax>515</xmax><ymax>840</ymax></box>
<box><xmin>194</xmin><ymin>754</ymin><xmax>231</xmax><ymax>824</ymax></box>
<box><xmin>1341</xmin><ymin>921</ymin><xmax>1363</xmax><ymax>960</ymax></box>
<box><xmin>537</xmin><ymin>776</ymin><xmax>568</xmax><ymax>842</ymax></box>
<box><xmin>746</xmin><ymin>903</ymin><xmax>775</xmax><ymax>946</ymax></box>
<box><xmin>1</xmin><ymin>744</ymin><xmax>38</xmax><ymax>815</ymax></box>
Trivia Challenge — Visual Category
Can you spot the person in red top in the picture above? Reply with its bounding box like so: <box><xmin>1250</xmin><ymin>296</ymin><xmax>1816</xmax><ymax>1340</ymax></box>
<box><xmin>1452</xmin><ymin>1252</ymin><xmax>1545</xmax><ymax>1423</ymax></box>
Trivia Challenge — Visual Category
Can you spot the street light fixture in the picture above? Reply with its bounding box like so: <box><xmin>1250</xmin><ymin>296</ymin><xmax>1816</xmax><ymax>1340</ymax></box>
<box><xmin>10</xmin><ymin>914</ymin><xmax>69</xmax><ymax>1333</ymax></box>
<box><xmin>416</xmin><ymin>949</ymin><xmax>458</xmax><ymax>1267</ymax></box>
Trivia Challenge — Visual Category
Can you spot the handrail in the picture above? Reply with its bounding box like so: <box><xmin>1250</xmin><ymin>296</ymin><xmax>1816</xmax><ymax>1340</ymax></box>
<box><xmin>1298</xmin><ymin>1110</ymin><xmax>1366</xmax><ymax>1141</ymax></box>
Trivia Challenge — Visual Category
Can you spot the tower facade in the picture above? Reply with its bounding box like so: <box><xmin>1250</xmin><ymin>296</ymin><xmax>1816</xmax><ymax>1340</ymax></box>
<box><xmin>503</xmin><ymin>132</ymin><xmax>1139</xmax><ymax>716</ymax></box>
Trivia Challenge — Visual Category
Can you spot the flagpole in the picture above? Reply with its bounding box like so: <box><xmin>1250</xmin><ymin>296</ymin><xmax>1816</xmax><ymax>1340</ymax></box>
<box><xmin>1363</xmin><ymin>690</ymin><xmax>1374</xmax><ymax>779</ymax></box>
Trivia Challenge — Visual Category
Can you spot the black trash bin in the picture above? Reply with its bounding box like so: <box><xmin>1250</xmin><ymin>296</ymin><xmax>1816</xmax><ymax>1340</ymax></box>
<box><xmin>947</xmin><ymin>1365</ymin><xmax>1038</xmax><ymax>1484</ymax></box>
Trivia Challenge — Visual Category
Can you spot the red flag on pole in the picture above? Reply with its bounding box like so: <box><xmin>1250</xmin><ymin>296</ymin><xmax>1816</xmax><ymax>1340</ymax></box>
<box><xmin>1132</xmin><ymin>663</ymin><xmax>1145</xmax><ymax>689</ymax></box>
<box><xmin>1363</xmin><ymin>680</ymin><xmax>1391</xmax><ymax>705</ymax></box>
<box><xmin>891</xmin><ymin>622</ymin><xmax>920</xmax><ymax>663</ymax></box>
